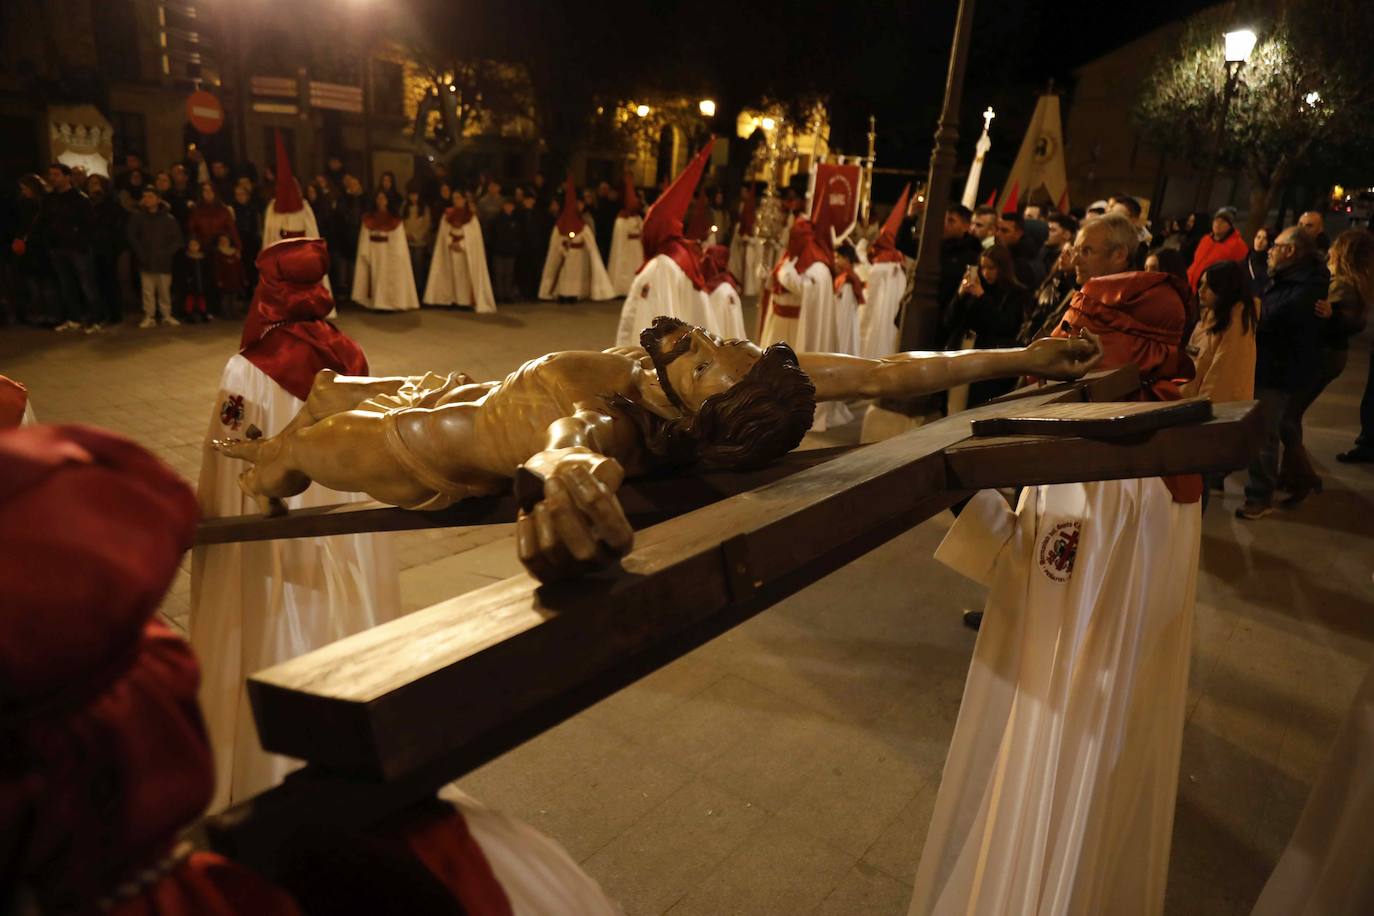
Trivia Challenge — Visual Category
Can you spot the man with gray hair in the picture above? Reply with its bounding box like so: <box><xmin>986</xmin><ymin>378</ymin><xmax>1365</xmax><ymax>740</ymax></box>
<box><xmin>1020</xmin><ymin>211</ymin><xmax>1137</xmax><ymax>342</ymax></box>
<box><xmin>1238</xmin><ymin>225</ymin><xmax>1328</xmax><ymax>519</ymax></box>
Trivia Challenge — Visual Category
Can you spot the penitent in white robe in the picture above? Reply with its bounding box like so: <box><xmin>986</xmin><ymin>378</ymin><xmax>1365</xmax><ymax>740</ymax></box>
<box><xmin>424</xmin><ymin>217</ymin><xmax>496</xmax><ymax>313</ymax></box>
<box><xmin>705</xmin><ymin>283</ymin><xmax>747</xmax><ymax>341</ymax></box>
<box><xmin>538</xmin><ymin>226</ymin><xmax>616</xmax><ymax>302</ymax></box>
<box><xmin>615</xmin><ymin>254</ymin><xmax>709</xmax><ymax>347</ymax></box>
<box><xmin>833</xmin><ymin>282</ymin><xmax>863</xmax><ymax>358</ymax></box>
<box><xmin>759</xmin><ymin>258</ymin><xmax>853</xmax><ymax>431</ymax></box>
<box><xmin>607</xmin><ymin>214</ymin><xmax>645</xmax><ymax>297</ymax></box>
<box><xmin>910</xmin><ymin>478</ymin><xmax>1201</xmax><ymax>916</ymax></box>
<box><xmin>353</xmin><ymin>223</ymin><xmax>419</xmax><ymax>311</ymax></box>
<box><xmin>728</xmin><ymin>233</ymin><xmax>765</xmax><ymax>296</ymax></box>
<box><xmin>858</xmin><ymin>260</ymin><xmax>906</xmax><ymax>358</ymax></box>
<box><xmin>1251</xmin><ymin>661</ymin><xmax>1374</xmax><ymax>916</ymax></box>
<box><xmin>190</xmin><ymin>355</ymin><xmax>401</xmax><ymax>812</ymax></box>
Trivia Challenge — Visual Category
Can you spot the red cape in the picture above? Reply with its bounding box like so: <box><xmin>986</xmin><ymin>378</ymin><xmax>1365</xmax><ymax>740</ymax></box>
<box><xmin>445</xmin><ymin>205</ymin><xmax>474</xmax><ymax>228</ymax></box>
<box><xmin>1054</xmin><ymin>270</ymin><xmax>1200</xmax><ymax>502</ymax></box>
<box><xmin>240</xmin><ymin>239</ymin><xmax>368</xmax><ymax>401</ymax></box>
<box><xmin>363</xmin><ymin>210</ymin><xmax>402</xmax><ymax>232</ymax></box>
<box><xmin>701</xmin><ymin>244</ymin><xmax>739</xmax><ymax>294</ymax></box>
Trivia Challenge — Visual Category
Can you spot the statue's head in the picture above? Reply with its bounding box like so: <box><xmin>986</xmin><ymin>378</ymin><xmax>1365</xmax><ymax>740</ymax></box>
<box><xmin>636</xmin><ymin>317</ymin><xmax>815</xmax><ymax>469</ymax></box>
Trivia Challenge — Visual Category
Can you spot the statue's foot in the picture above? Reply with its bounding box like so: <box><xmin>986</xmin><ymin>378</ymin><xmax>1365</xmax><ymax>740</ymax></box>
<box><xmin>213</xmin><ymin>436</ymin><xmax>263</xmax><ymax>461</ymax></box>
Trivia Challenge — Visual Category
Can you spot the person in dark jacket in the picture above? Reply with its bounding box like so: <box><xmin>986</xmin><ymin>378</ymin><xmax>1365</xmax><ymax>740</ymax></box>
<box><xmin>1238</xmin><ymin>226</ymin><xmax>1330</xmax><ymax>519</ymax></box>
<box><xmin>9</xmin><ymin>174</ymin><xmax>57</xmax><ymax>326</ymax></box>
<box><xmin>488</xmin><ymin>196</ymin><xmax>522</xmax><ymax>302</ymax></box>
<box><xmin>327</xmin><ymin>174</ymin><xmax>366</xmax><ymax>301</ymax></box>
<box><xmin>995</xmin><ymin>212</ymin><xmax>1045</xmax><ymax>288</ymax></box>
<box><xmin>516</xmin><ymin>190</ymin><xmax>548</xmax><ymax>300</ymax></box>
<box><xmin>85</xmin><ymin>174</ymin><xmax>129</xmax><ymax>325</ymax></box>
<box><xmin>1247</xmin><ymin>225</ymin><xmax>1274</xmax><ymax>299</ymax></box>
<box><xmin>231</xmin><ymin>183</ymin><xmax>263</xmax><ymax>290</ymax></box>
<box><xmin>1279</xmin><ymin>228</ymin><xmax>1373</xmax><ymax>497</ymax></box>
<box><xmin>943</xmin><ymin>243</ymin><xmax>1032</xmax><ymax>407</ymax></box>
<box><xmin>38</xmin><ymin>163</ymin><xmax>105</xmax><ymax>332</ymax></box>
<box><xmin>126</xmin><ymin>188</ymin><xmax>183</xmax><ymax>327</ymax></box>
<box><xmin>939</xmin><ymin>204</ymin><xmax>983</xmax><ymax>310</ymax></box>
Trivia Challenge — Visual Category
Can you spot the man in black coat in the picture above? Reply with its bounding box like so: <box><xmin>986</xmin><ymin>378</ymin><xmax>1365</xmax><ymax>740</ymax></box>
<box><xmin>38</xmin><ymin>163</ymin><xmax>106</xmax><ymax>332</ymax></box>
<box><xmin>1238</xmin><ymin>225</ymin><xmax>1329</xmax><ymax>519</ymax></box>
<box><xmin>939</xmin><ymin>204</ymin><xmax>983</xmax><ymax>308</ymax></box>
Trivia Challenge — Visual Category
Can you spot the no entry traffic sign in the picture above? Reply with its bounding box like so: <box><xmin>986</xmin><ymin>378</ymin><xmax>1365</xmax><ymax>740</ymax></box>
<box><xmin>187</xmin><ymin>90</ymin><xmax>225</xmax><ymax>134</ymax></box>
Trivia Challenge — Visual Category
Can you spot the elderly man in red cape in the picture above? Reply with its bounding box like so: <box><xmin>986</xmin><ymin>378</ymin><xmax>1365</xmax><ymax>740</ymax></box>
<box><xmin>614</xmin><ymin>143</ymin><xmax>717</xmax><ymax>346</ymax></box>
<box><xmin>191</xmin><ymin>237</ymin><xmax>400</xmax><ymax>812</ymax></box>
<box><xmin>910</xmin><ymin>267</ymin><xmax>1203</xmax><ymax>916</ymax></box>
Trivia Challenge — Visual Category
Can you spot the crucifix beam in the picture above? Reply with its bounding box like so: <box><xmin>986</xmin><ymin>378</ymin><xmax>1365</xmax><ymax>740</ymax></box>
<box><xmin>204</xmin><ymin>368</ymin><xmax>1262</xmax><ymax>866</ymax></box>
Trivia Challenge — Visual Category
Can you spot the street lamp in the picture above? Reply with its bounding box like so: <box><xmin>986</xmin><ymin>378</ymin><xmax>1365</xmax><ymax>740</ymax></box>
<box><xmin>698</xmin><ymin>99</ymin><xmax>716</xmax><ymax>118</ymax></box>
<box><xmin>1195</xmin><ymin>27</ymin><xmax>1256</xmax><ymax>209</ymax></box>
<box><xmin>636</xmin><ymin>104</ymin><xmax>650</xmax><ymax>118</ymax></box>
<box><xmin>760</xmin><ymin>116</ymin><xmax>776</xmax><ymax>131</ymax></box>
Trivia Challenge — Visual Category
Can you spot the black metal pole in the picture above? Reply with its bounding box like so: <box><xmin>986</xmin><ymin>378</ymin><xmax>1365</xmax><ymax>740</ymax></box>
<box><xmin>898</xmin><ymin>0</ymin><xmax>977</xmax><ymax>353</ymax></box>
<box><xmin>1195</xmin><ymin>60</ymin><xmax>1241</xmax><ymax>211</ymax></box>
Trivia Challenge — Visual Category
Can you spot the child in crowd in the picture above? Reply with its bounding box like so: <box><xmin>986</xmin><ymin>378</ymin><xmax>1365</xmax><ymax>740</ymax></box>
<box><xmin>216</xmin><ymin>233</ymin><xmax>247</xmax><ymax>318</ymax></box>
<box><xmin>125</xmin><ymin>187</ymin><xmax>182</xmax><ymax>328</ymax></box>
<box><xmin>175</xmin><ymin>237</ymin><xmax>212</xmax><ymax>322</ymax></box>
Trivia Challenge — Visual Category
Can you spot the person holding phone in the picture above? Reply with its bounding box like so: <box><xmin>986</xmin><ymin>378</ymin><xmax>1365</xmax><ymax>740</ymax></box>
<box><xmin>942</xmin><ymin>243</ymin><xmax>1032</xmax><ymax>407</ymax></box>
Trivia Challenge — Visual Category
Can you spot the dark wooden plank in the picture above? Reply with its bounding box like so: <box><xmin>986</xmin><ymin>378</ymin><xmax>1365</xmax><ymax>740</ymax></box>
<box><xmin>945</xmin><ymin>401</ymin><xmax>1261</xmax><ymax>490</ymax></box>
<box><xmin>242</xmin><ymin>380</ymin><xmax>1110</xmax><ymax>783</ymax></box>
<box><xmin>970</xmin><ymin>398</ymin><xmax>1213</xmax><ymax>439</ymax></box>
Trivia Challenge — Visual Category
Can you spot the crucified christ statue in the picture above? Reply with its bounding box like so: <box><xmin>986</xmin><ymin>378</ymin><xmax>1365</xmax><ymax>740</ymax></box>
<box><xmin>215</xmin><ymin>318</ymin><xmax>1100</xmax><ymax>581</ymax></box>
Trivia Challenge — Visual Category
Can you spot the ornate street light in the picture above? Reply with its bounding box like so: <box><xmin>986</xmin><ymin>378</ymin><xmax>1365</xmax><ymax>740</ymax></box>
<box><xmin>1196</xmin><ymin>28</ymin><xmax>1256</xmax><ymax>208</ymax></box>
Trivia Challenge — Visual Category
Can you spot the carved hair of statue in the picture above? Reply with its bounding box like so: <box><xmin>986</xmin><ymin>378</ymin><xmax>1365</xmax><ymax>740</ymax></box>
<box><xmin>622</xmin><ymin>317</ymin><xmax>817</xmax><ymax>470</ymax></box>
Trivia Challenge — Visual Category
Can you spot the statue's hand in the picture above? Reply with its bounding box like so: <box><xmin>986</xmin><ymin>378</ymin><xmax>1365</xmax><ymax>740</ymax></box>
<box><xmin>1026</xmin><ymin>330</ymin><xmax>1102</xmax><ymax>381</ymax></box>
<box><xmin>516</xmin><ymin>448</ymin><xmax>634</xmax><ymax>583</ymax></box>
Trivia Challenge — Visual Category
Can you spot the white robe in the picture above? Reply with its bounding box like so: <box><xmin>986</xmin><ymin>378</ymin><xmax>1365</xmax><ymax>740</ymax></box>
<box><xmin>538</xmin><ymin>225</ymin><xmax>616</xmax><ymax>301</ymax></box>
<box><xmin>758</xmin><ymin>259</ymin><xmax>853</xmax><ymax>431</ymax></box>
<box><xmin>424</xmin><ymin>217</ymin><xmax>496</xmax><ymax>313</ymax></box>
<box><xmin>439</xmin><ymin>788</ymin><xmax>623</xmax><ymax>915</ymax></box>
<box><xmin>614</xmin><ymin>254</ymin><xmax>709</xmax><ymax>347</ymax></box>
<box><xmin>1251</xmin><ymin>661</ymin><xmax>1374</xmax><ymax>916</ymax></box>
<box><xmin>833</xmin><ymin>280</ymin><xmax>863</xmax><ymax>357</ymax></box>
<box><xmin>353</xmin><ymin>223</ymin><xmax>419</xmax><ymax>311</ymax></box>
<box><xmin>728</xmin><ymin>233</ymin><xmax>765</xmax><ymax>296</ymax></box>
<box><xmin>858</xmin><ymin>260</ymin><xmax>906</xmax><ymax>358</ymax></box>
<box><xmin>911</xmin><ymin>479</ymin><xmax>1201</xmax><ymax>916</ymax></box>
<box><xmin>606</xmin><ymin>215</ymin><xmax>645</xmax><ymax>297</ymax></box>
<box><xmin>190</xmin><ymin>355</ymin><xmax>402</xmax><ymax>812</ymax></box>
<box><xmin>705</xmin><ymin>283</ymin><xmax>747</xmax><ymax>341</ymax></box>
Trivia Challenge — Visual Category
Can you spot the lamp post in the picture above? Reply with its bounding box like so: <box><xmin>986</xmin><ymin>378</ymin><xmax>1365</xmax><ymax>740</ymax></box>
<box><xmin>897</xmin><ymin>0</ymin><xmax>977</xmax><ymax>353</ymax></box>
<box><xmin>1195</xmin><ymin>28</ymin><xmax>1256</xmax><ymax>210</ymax></box>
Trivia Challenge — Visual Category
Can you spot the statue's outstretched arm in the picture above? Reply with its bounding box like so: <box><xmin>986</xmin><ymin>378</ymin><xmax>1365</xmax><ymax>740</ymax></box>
<box><xmin>515</xmin><ymin>409</ymin><xmax>636</xmax><ymax>583</ymax></box>
<box><xmin>799</xmin><ymin>331</ymin><xmax>1102</xmax><ymax>402</ymax></box>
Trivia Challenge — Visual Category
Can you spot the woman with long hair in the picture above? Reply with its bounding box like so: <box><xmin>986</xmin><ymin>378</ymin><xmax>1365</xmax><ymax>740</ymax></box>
<box><xmin>1279</xmin><ymin>227</ymin><xmax>1373</xmax><ymax>501</ymax></box>
<box><xmin>1181</xmin><ymin>258</ymin><xmax>1258</xmax><ymax>403</ymax></box>
<box><xmin>944</xmin><ymin>243</ymin><xmax>1032</xmax><ymax>407</ymax></box>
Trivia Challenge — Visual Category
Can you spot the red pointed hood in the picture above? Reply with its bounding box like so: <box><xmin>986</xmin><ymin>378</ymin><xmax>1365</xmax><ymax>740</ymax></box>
<box><xmin>807</xmin><ymin>191</ymin><xmax>837</xmax><ymax>271</ymax></box>
<box><xmin>1002</xmin><ymin>180</ymin><xmax>1020</xmax><ymax>215</ymax></box>
<box><xmin>739</xmin><ymin>186</ymin><xmax>757</xmax><ymax>236</ymax></box>
<box><xmin>870</xmin><ymin>184</ymin><xmax>910</xmax><ymax>263</ymax></box>
<box><xmin>555</xmin><ymin>175</ymin><xmax>584</xmax><ymax>236</ymax></box>
<box><xmin>239</xmin><ymin>238</ymin><xmax>368</xmax><ymax>400</ymax></box>
<box><xmin>642</xmin><ymin>140</ymin><xmax>713</xmax><ymax>258</ymax></box>
<box><xmin>273</xmin><ymin>129</ymin><xmax>303</xmax><ymax>214</ymax></box>
<box><xmin>787</xmin><ymin>217</ymin><xmax>831</xmax><ymax>274</ymax></box>
<box><xmin>620</xmin><ymin>173</ymin><xmax>641</xmax><ymax>217</ymax></box>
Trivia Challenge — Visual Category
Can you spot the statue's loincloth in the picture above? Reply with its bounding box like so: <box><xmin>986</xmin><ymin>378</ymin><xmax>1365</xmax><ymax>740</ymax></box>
<box><xmin>370</xmin><ymin>372</ymin><xmax>483</xmax><ymax>511</ymax></box>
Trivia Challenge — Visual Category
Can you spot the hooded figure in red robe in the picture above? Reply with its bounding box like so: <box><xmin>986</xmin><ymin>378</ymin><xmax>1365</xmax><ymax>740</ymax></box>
<box><xmin>192</xmin><ymin>237</ymin><xmax>400</xmax><ymax>813</ymax></box>
<box><xmin>613</xmin><ymin>143</ymin><xmax>716</xmax><ymax>345</ymax></box>
<box><xmin>858</xmin><ymin>185</ymin><xmax>911</xmax><ymax>357</ymax></box>
<box><xmin>538</xmin><ymin>176</ymin><xmax>615</xmax><ymax>302</ymax></box>
<box><xmin>606</xmin><ymin>173</ymin><xmax>646</xmax><ymax>296</ymax></box>
<box><xmin>263</xmin><ymin>130</ymin><xmax>320</xmax><ymax>245</ymax></box>
<box><xmin>0</xmin><ymin>424</ymin><xmax>302</xmax><ymax>916</ymax></box>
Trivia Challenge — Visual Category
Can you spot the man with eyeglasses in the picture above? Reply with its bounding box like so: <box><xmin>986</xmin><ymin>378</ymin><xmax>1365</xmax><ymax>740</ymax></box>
<box><xmin>1017</xmin><ymin>212</ymin><xmax>1134</xmax><ymax>344</ymax></box>
<box><xmin>1238</xmin><ymin>226</ymin><xmax>1329</xmax><ymax>519</ymax></box>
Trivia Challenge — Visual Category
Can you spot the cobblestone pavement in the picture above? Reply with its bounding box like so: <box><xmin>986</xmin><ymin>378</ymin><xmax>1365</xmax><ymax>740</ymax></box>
<box><xmin>3</xmin><ymin>301</ymin><xmax>1372</xmax><ymax>915</ymax></box>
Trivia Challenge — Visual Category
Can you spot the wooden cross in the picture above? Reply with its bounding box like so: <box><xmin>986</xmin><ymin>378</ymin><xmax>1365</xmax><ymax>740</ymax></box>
<box><xmin>203</xmin><ymin>367</ymin><xmax>1261</xmax><ymax>866</ymax></box>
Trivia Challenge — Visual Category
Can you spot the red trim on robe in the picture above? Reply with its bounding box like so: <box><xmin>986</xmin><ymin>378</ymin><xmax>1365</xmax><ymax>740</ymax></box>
<box><xmin>363</xmin><ymin>211</ymin><xmax>402</xmax><ymax>232</ymax></box>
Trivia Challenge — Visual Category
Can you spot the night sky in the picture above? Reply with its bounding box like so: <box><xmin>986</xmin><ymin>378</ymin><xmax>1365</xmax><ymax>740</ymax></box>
<box><xmin>398</xmin><ymin>0</ymin><xmax>1215</xmax><ymax>186</ymax></box>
